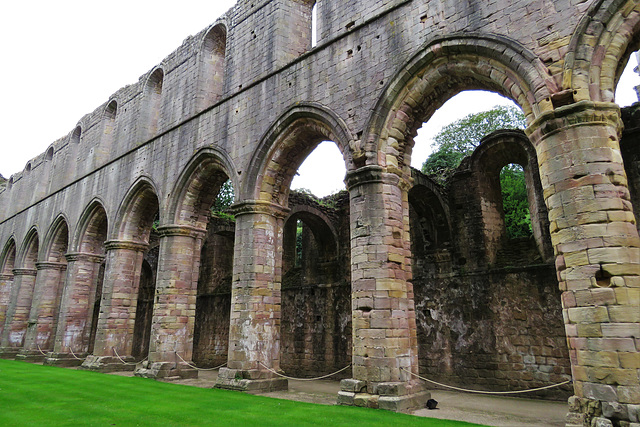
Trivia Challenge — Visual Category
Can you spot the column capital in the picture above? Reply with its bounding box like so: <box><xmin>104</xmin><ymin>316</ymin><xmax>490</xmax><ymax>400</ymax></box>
<box><xmin>0</xmin><ymin>273</ymin><xmax>13</xmax><ymax>280</ymax></box>
<box><xmin>65</xmin><ymin>252</ymin><xmax>105</xmax><ymax>263</ymax></box>
<box><xmin>526</xmin><ymin>100</ymin><xmax>622</xmax><ymax>142</ymax></box>
<box><xmin>156</xmin><ymin>224</ymin><xmax>207</xmax><ymax>239</ymax></box>
<box><xmin>35</xmin><ymin>261</ymin><xmax>67</xmax><ymax>271</ymax></box>
<box><xmin>230</xmin><ymin>200</ymin><xmax>290</xmax><ymax>219</ymax></box>
<box><xmin>345</xmin><ymin>165</ymin><xmax>410</xmax><ymax>190</ymax></box>
<box><xmin>12</xmin><ymin>268</ymin><xmax>37</xmax><ymax>277</ymax></box>
<box><xmin>104</xmin><ymin>240</ymin><xmax>148</xmax><ymax>252</ymax></box>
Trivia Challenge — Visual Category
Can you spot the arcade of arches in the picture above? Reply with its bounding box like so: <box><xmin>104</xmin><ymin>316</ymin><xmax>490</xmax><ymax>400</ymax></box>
<box><xmin>0</xmin><ymin>0</ymin><xmax>639</xmax><ymax>424</ymax></box>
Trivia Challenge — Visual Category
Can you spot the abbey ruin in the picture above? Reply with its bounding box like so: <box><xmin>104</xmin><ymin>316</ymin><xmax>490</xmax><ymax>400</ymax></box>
<box><xmin>0</xmin><ymin>0</ymin><xmax>639</xmax><ymax>425</ymax></box>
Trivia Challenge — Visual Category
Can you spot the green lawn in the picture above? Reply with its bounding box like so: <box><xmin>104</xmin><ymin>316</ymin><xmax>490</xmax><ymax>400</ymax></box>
<box><xmin>0</xmin><ymin>359</ymin><xmax>482</xmax><ymax>426</ymax></box>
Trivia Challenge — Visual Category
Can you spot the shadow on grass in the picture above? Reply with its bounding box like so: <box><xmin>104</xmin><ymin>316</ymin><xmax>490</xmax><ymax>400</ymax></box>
<box><xmin>0</xmin><ymin>359</ymin><xmax>484</xmax><ymax>426</ymax></box>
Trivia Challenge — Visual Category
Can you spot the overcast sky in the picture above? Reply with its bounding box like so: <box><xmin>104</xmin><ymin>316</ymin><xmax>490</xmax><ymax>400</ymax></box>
<box><xmin>2</xmin><ymin>1</ymin><xmax>639</xmax><ymax>197</ymax></box>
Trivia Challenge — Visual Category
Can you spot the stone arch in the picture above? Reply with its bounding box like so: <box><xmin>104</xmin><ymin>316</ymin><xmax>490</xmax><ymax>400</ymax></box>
<box><xmin>467</xmin><ymin>129</ymin><xmax>553</xmax><ymax>263</ymax></box>
<box><xmin>73</xmin><ymin>199</ymin><xmax>110</xmax><ymax>255</ymax></box>
<box><xmin>283</xmin><ymin>205</ymin><xmax>339</xmax><ymax>271</ymax></box>
<box><xmin>408</xmin><ymin>174</ymin><xmax>452</xmax><ymax>256</ymax></box>
<box><xmin>70</xmin><ymin>125</ymin><xmax>82</xmax><ymax>145</ymax></box>
<box><xmin>166</xmin><ymin>147</ymin><xmax>238</xmax><ymax>230</ymax></box>
<box><xmin>142</xmin><ymin>67</ymin><xmax>165</xmax><ymax>138</ymax></box>
<box><xmin>565</xmin><ymin>0</ymin><xmax>640</xmax><ymax>103</ymax></box>
<box><xmin>0</xmin><ymin>238</ymin><xmax>17</xmax><ymax>275</ymax></box>
<box><xmin>0</xmin><ymin>238</ymin><xmax>17</xmax><ymax>336</ymax></box>
<box><xmin>18</xmin><ymin>227</ymin><xmax>40</xmax><ymax>270</ymax></box>
<box><xmin>198</xmin><ymin>23</ymin><xmax>228</xmax><ymax>108</ymax></box>
<box><xmin>244</xmin><ymin>103</ymin><xmax>355</xmax><ymax>206</ymax></box>
<box><xmin>45</xmin><ymin>146</ymin><xmax>54</xmax><ymax>162</ymax></box>
<box><xmin>363</xmin><ymin>34</ymin><xmax>557</xmax><ymax>173</ymax></box>
<box><xmin>113</xmin><ymin>177</ymin><xmax>160</xmax><ymax>244</ymax></box>
<box><xmin>104</xmin><ymin>99</ymin><xmax>117</xmax><ymax>121</ymax></box>
<box><xmin>41</xmin><ymin>215</ymin><xmax>70</xmax><ymax>263</ymax></box>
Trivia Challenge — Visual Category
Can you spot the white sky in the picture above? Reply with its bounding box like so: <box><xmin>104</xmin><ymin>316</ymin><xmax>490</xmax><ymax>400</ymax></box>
<box><xmin>2</xmin><ymin>1</ymin><xmax>639</xmax><ymax>198</ymax></box>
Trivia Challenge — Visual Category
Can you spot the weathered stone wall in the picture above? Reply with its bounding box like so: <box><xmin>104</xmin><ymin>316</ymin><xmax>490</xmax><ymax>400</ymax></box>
<box><xmin>0</xmin><ymin>0</ymin><xmax>638</xmax><ymax>421</ymax></box>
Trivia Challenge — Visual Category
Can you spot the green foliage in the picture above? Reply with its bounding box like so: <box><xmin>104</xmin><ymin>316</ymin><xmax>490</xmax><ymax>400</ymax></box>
<box><xmin>420</xmin><ymin>104</ymin><xmax>532</xmax><ymax>238</ymax></box>
<box><xmin>501</xmin><ymin>165</ymin><xmax>532</xmax><ymax>239</ymax></box>
<box><xmin>211</xmin><ymin>180</ymin><xmax>235</xmax><ymax>219</ymax></box>
<box><xmin>0</xmin><ymin>360</ymin><xmax>478</xmax><ymax>426</ymax></box>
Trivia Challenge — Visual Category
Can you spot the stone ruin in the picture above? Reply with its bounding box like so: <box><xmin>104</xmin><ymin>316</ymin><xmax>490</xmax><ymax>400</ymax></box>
<box><xmin>0</xmin><ymin>1</ymin><xmax>639</xmax><ymax>425</ymax></box>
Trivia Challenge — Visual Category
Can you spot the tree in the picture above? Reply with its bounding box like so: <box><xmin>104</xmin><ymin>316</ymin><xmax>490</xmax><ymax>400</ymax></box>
<box><xmin>211</xmin><ymin>180</ymin><xmax>235</xmax><ymax>218</ymax></box>
<box><xmin>421</xmin><ymin>105</ymin><xmax>532</xmax><ymax>238</ymax></box>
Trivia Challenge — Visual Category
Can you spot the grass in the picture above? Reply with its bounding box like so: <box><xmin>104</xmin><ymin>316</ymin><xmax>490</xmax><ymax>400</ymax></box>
<box><xmin>0</xmin><ymin>359</ymin><xmax>482</xmax><ymax>427</ymax></box>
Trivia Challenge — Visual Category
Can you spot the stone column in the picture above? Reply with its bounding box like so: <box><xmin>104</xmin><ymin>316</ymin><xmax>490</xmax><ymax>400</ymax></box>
<box><xmin>17</xmin><ymin>261</ymin><xmax>67</xmax><ymax>362</ymax></box>
<box><xmin>0</xmin><ymin>268</ymin><xmax>38</xmax><ymax>358</ymax></box>
<box><xmin>215</xmin><ymin>200</ymin><xmax>289</xmax><ymax>392</ymax></box>
<box><xmin>135</xmin><ymin>225</ymin><xmax>205</xmax><ymax>379</ymax></box>
<box><xmin>81</xmin><ymin>241</ymin><xmax>146</xmax><ymax>372</ymax></box>
<box><xmin>526</xmin><ymin>101</ymin><xmax>640</xmax><ymax>426</ymax></box>
<box><xmin>0</xmin><ymin>273</ymin><xmax>14</xmax><ymax>338</ymax></box>
<box><xmin>338</xmin><ymin>165</ymin><xmax>429</xmax><ymax>412</ymax></box>
<box><xmin>45</xmin><ymin>253</ymin><xmax>104</xmax><ymax>367</ymax></box>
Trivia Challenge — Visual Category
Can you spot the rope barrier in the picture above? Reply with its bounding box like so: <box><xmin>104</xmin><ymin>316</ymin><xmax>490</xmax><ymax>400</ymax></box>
<box><xmin>69</xmin><ymin>348</ymin><xmax>85</xmax><ymax>361</ymax></box>
<box><xmin>112</xmin><ymin>347</ymin><xmax>145</xmax><ymax>366</ymax></box>
<box><xmin>175</xmin><ymin>352</ymin><xmax>226</xmax><ymax>371</ymax></box>
<box><xmin>400</xmin><ymin>367</ymin><xmax>572</xmax><ymax>395</ymax></box>
<box><xmin>36</xmin><ymin>345</ymin><xmax>48</xmax><ymax>357</ymax></box>
<box><xmin>259</xmin><ymin>361</ymin><xmax>351</xmax><ymax>381</ymax></box>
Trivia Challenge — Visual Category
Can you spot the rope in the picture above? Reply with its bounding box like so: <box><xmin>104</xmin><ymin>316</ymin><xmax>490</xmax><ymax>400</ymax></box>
<box><xmin>401</xmin><ymin>368</ymin><xmax>572</xmax><ymax>395</ymax></box>
<box><xmin>175</xmin><ymin>352</ymin><xmax>226</xmax><ymax>371</ymax></box>
<box><xmin>36</xmin><ymin>345</ymin><xmax>48</xmax><ymax>357</ymax></box>
<box><xmin>259</xmin><ymin>361</ymin><xmax>351</xmax><ymax>381</ymax></box>
<box><xmin>112</xmin><ymin>347</ymin><xmax>143</xmax><ymax>366</ymax></box>
<box><xmin>69</xmin><ymin>348</ymin><xmax>85</xmax><ymax>361</ymax></box>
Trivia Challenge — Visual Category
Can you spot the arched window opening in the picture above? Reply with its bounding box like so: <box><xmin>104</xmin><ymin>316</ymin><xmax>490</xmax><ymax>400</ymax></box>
<box><xmin>200</xmin><ymin>25</ymin><xmax>227</xmax><ymax>108</ymax></box>
<box><xmin>614</xmin><ymin>51</ymin><xmax>639</xmax><ymax>107</ymax></box>
<box><xmin>311</xmin><ymin>2</ymin><xmax>318</xmax><ymax>47</ymax></box>
<box><xmin>291</xmin><ymin>141</ymin><xmax>345</xmax><ymax>197</ymax></box>
<box><xmin>25</xmin><ymin>163</ymin><xmax>31</xmax><ymax>173</ymax></box>
<box><xmin>409</xmin><ymin>90</ymin><xmax>569</xmax><ymax>398</ymax></box>
<box><xmin>71</xmin><ymin>126</ymin><xmax>82</xmax><ymax>145</ymax></box>
<box><xmin>194</xmin><ymin>177</ymin><xmax>236</xmax><ymax>368</ymax></box>
<box><xmin>143</xmin><ymin>69</ymin><xmax>164</xmax><ymax>138</ymax></box>
<box><xmin>0</xmin><ymin>240</ymin><xmax>17</xmax><ymax>339</ymax></box>
<box><xmin>617</xmin><ymin>51</ymin><xmax>640</xmax><ymax>234</ymax></box>
<box><xmin>500</xmin><ymin>163</ymin><xmax>532</xmax><ymax>240</ymax></box>
<box><xmin>45</xmin><ymin>147</ymin><xmax>54</xmax><ymax>162</ymax></box>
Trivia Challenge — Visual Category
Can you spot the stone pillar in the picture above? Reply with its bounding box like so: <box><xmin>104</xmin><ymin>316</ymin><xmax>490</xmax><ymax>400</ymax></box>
<box><xmin>215</xmin><ymin>200</ymin><xmax>289</xmax><ymax>392</ymax></box>
<box><xmin>338</xmin><ymin>165</ymin><xmax>429</xmax><ymax>412</ymax></box>
<box><xmin>81</xmin><ymin>241</ymin><xmax>146</xmax><ymax>372</ymax></box>
<box><xmin>135</xmin><ymin>225</ymin><xmax>205</xmax><ymax>379</ymax></box>
<box><xmin>16</xmin><ymin>262</ymin><xmax>67</xmax><ymax>362</ymax></box>
<box><xmin>45</xmin><ymin>253</ymin><xmax>104</xmax><ymax>367</ymax></box>
<box><xmin>0</xmin><ymin>273</ymin><xmax>14</xmax><ymax>338</ymax></box>
<box><xmin>0</xmin><ymin>268</ymin><xmax>38</xmax><ymax>358</ymax></box>
<box><xmin>526</xmin><ymin>101</ymin><xmax>640</xmax><ymax>426</ymax></box>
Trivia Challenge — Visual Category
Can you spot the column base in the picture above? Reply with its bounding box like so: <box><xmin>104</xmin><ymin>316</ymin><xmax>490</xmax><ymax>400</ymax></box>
<box><xmin>338</xmin><ymin>379</ymin><xmax>430</xmax><ymax>413</ymax></box>
<box><xmin>44</xmin><ymin>352</ymin><xmax>86</xmax><ymax>367</ymax></box>
<box><xmin>214</xmin><ymin>367</ymin><xmax>288</xmax><ymax>393</ymax></box>
<box><xmin>134</xmin><ymin>361</ymin><xmax>198</xmax><ymax>380</ymax></box>
<box><xmin>566</xmin><ymin>396</ymin><xmax>639</xmax><ymax>427</ymax></box>
<box><xmin>80</xmin><ymin>354</ymin><xmax>137</xmax><ymax>373</ymax></box>
<box><xmin>0</xmin><ymin>347</ymin><xmax>21</xmax><ymax>359</ymax></box>
<box><xmin>15</xmin><ymin>349</ymin><xmax>48</xmax><ymax>363</ymax></box>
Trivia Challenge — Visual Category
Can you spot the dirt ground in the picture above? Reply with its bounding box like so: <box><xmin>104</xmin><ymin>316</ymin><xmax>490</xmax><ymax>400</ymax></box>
<box><xmin>112</xmin><ymin>369</ymin><xmax>569</xmax><ymax>427</ymax></box>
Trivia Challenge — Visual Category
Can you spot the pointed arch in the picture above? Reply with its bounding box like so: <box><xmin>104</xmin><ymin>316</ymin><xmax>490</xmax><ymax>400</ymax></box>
<box><xmin>0</xmin><ymin>238</ymin><xmax>17</xmax><ymax>275</ymax></box>
<box><xmin>362</xmin><ymin>33</ymin><xmax>557</xmax><ymax>172</ymax></box>
<box><xmin>564</xmin><ymin>0</ymin><xmax>640</xmax><ymax>103</ymax></box>
<box><xmin>73</xmin><ymin>199</ymin><xmax>110</xmax><ymax>255</ymax></box>
<box><xmin>113</xmin><ymin>177</ymin><xmax>160</xmax><ymax>244</ymax></box>
<box><xmin>41</xmin><ymin>215</ymin><xmax>70</xmax><ymax>263</ymax></box>
<box><xmin>199</xmin><ymin>22</ymin><xmax>228</xmax><ymax>108</ymax></box>
<box><xmin>244</xmin><ymin>103</ymin><xmax>355</xmax><ymax>206</ymax></box>
<box><xmin>166</xmin><ymin>147</ymin><xmax>238</xmax><ymax>230</ymax></box>
<box><xmin>141</xmin><ymin>67</ymin><xmax>165</xmax><ymax>138</ymax></box>
<box><xmin>18</xmin><ymin>227</ymin><xmax>40</xmax><ymax>270</ymax></box>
